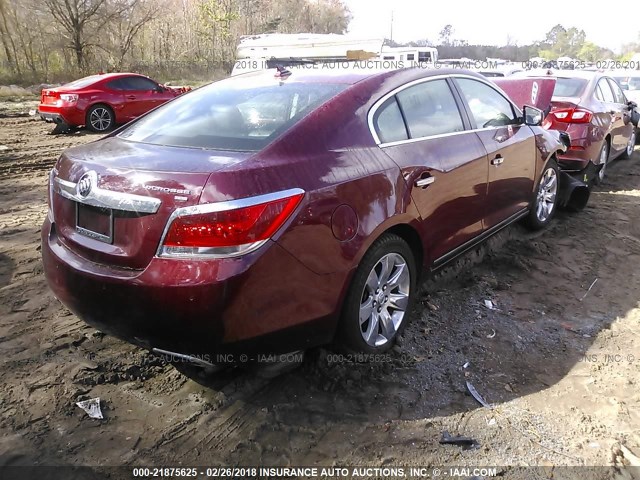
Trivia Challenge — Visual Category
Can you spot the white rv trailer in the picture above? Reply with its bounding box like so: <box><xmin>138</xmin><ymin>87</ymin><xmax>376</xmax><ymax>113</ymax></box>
<box><xmin>232</xmin><ymin>33</ymin><xmax>438</xmax><ymax>76</ymax></box>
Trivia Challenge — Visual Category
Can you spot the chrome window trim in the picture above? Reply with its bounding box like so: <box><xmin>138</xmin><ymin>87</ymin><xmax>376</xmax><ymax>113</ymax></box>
<box><xmin>367</xmin><ymin>73</ymin><xmax>522</xmax><ymax>147</ymax></box>
<box><xmin>156</xmin><ymin>187</ymin><xmax>305</xmax><ymax>259</ymax></box>
<box><xmin>53</xmin><ymin>173</ymin><xmax>162</xmax><ymax>214</ymax></box>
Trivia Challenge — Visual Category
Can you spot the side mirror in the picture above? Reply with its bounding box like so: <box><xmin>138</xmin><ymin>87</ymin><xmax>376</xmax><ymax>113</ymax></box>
<box><xmin>154</xmin><ymin>84</ymin><xmax>164</xmax><ymax>93</ymax></box>
<box><xmin>523</xmin><ymin>105</ymin><xmax>544</xmax><ymax>126</ymax></box>
<box><xmin>628</xmin><ymin>100</ymin><xmax>638</xmax><ymax>109</ymax></box>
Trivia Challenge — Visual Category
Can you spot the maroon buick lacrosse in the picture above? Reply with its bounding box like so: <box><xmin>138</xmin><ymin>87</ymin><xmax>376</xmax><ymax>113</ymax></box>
<box><xmin>42</xmin><ymin>67</ymin><xmax>568</xmax><ymax>367</ymax></box>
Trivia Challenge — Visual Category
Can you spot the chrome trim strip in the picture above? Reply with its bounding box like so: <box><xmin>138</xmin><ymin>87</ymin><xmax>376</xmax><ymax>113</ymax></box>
<box><xmin>367</xmin><ymin>73</ymin><xmax>523</xmax><ymax>147</ymax></box>
<box><xmin>156</xmin><ymin>188</ymin><xmax>305</xmax><ymax>259</ymax></box>
<box><xmin>432</xmin><ymin>208</ymin><xmax>529</xmax><ymax>269</ymax></box>
<box><xmin>53</xmin><ymin>174</ymin><xmax>162</xmax><ymax>214</ymax></box>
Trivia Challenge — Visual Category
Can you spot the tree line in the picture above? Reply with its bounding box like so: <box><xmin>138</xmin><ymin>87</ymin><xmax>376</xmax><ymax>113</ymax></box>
<box><xmin>1</xmin><ymin>5</ymin><xmax>639</xmax><ymax>87</ymax></box>
<box><xmin>428</xmin><ymin>24</ymin><xmax>638</xmax><ymax>62</ymax></box>
<box><xmin>0</xmin><ymin>0</ymin><xmax>351</xmax><ymax>84</ymax></box>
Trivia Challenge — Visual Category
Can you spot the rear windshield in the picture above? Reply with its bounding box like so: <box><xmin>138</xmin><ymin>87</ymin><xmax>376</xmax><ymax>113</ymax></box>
<box><xmin>118</xmin><ymin>76</ymin><xmax>347</xmax><ymax>151</ymax></box>
<box><xmin>553</xmin><ymin>77</ymin><xmax>588</xmax><ymax>97</ymax></box>
<box><xmin>63</xmin><ymin>75</ymin><xmax>102</xmax><ymax>89</ymax></box>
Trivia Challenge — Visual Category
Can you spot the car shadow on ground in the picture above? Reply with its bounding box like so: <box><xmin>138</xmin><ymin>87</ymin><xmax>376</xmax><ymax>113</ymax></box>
<box><xmin>0</xmin><ymin>252</ymin><xmax>15</xmax><ymax>290</ymax></box>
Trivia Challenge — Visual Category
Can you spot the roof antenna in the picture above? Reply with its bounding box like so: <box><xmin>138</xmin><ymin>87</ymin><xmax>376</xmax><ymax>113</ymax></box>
<box><xmin>275</xmin><ymin>64</ymin><xmax>292</xmax><ymax>78</ymax></box>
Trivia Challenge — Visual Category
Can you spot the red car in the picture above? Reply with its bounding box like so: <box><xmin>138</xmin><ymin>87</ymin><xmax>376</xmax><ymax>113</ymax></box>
<box><xmin>42</xmin><ymin>68</ymin><xmax>569</xmax><ymax>367</ymax></box>
<box><xmin>38</xmin><ymin>73</ymin><xmax>190</xmax><ymax>133</ymax></box>
<box><xmin>517</xmin><ymin>70</ymin><xmax>637</xmax><ymax>183</ymax></box>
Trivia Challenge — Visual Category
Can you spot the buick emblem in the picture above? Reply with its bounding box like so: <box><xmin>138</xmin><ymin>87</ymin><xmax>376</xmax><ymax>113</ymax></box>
<box><xmin>77</xmin><ymin>172</ymin><xmax>93</xmax><ymax>197</ymax></box>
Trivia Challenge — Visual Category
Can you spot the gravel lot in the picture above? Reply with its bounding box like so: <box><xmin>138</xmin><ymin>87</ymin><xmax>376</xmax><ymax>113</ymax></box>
<box><xmin>0</xmin><ymin>99</ymin><xmax>639</xmax><ymax>479</ymax></box>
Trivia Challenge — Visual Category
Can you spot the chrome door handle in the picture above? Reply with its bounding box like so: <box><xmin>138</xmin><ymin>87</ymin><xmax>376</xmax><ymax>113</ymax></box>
<box><xmin>415</xmin><ymin>176</ymin><xmax>435</xmax><ymax>188</ymax></box>
<box><xmin>491</xmin><ymin>156</ymin><xmax>504</xmax><ymax>166</ymax></box>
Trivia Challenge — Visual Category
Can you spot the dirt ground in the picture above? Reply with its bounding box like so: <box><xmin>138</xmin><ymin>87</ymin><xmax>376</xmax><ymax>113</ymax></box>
<box><xmin>0</xmin><ymin>99</ymin><xmax>639</xmax><ymax>479</ymax></box>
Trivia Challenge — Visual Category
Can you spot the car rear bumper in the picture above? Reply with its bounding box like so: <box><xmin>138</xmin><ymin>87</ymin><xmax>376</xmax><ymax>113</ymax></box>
<box><xmin>38</xmin><ymin>105</ymin><xmax>84</xmax><ymax>127</ymax></box>
<box><xmin>557</xmin><ymin>136</ymin><xmax>600</xmax><ymax>172</ymax></box>
<box><xmin>42</xmin><ymin>216</ymin><xmax>348</xmax><ymax>357</ymax></box>
<box><xmin>39</xmin><ymin>111</ymin><xmax>66</xmax><ymax>124</ymax></box>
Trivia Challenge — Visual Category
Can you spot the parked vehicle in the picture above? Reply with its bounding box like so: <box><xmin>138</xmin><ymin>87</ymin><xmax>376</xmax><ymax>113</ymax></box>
<box><xmin>38</xmin><ymin>73</ymin><xmax>191</xmax><ymax>133</ymax></box>
<box><xmin>609</xmin><ymin>70</ymin><xmax>640</xmax><ymax>104</ymax></box>
<box><xmin>517</xmin><ymin>70</ymin><xmax>637</xmax><ymax>184</ymax></box>
<box><xmin>42</xmin><ymin>68</ymin><xmax>568</xmax><ymax>367</ymax></box>
<box><xmin>475</xmin><ymin>65</ymin><xmax>524</xmax><ymax>78</ymax></box>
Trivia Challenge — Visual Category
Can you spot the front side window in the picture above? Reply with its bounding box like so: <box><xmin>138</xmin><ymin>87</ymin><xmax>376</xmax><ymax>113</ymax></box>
<box><xmin>119</xmin><ymin>77</ymin><xmax>345</xmax><ymax>151</ymax></box>
<box><xmin>607</xmin><ymin>78</ymin><xmax>627</xmax><ymax>104</ymax></box>
<box><xmin>121</xmin><ymin>76</ymin><xmax>159</xmax><ymax>91</ymax></box>
<box><xmin>596</xmin><ymin>79</ymin><xmax>615</xmax><ymax>103</ymax></box>
<box><xmin>395</xmin><ymin>79</ymin><xmax>464</xmax><ymax>138</ymax></box>
<box><xmin>456</xmin><ymin>78</ymin><xmax>517</xmax><ymax>128</ymax></box>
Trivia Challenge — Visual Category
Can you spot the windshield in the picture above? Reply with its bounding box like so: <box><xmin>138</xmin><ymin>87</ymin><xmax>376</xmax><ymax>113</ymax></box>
<box><xmin>118</xmin><ymin>76</ymin><xmax>347</xmax><ymax>151</ymax></box>
<box><xmin>553</xmin><ymin>77</ymin><xmax>588</xmax><ymax>97</ymax></box>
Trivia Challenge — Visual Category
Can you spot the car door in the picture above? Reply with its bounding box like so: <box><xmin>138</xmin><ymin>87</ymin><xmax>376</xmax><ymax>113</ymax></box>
<box><xmin>596</xmin><ymin>78</ymin><xmax>625</xmax><ymax>154</ymax></box>
<box><xmin>370</xmin><ymin>77</ymin><xmax>489</xmax><ymax>264</ymax></box>
<box><xmin>453</xmin><ymin>77</ymin><xmax>536</xmax><ymax>230</ymax></box>
<box><xmin>119</xmin><ymin>76</ymin><xmax>163</xmax><ymax>118</ymax></box>
<box><xmin>607</xmin><ymin>77</ymin><xmax>634</xmax><ymax>153</ymax></box>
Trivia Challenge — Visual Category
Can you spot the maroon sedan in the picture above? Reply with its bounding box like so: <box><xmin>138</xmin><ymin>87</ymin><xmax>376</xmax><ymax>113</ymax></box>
<box><xmin>517</xmin><ymin>70</ymin><xmax>636</xmax><ymax>183</ymax></box>
<box><xmin>41</xmin><ymin>68</ymin><xmax>568</xmax><ymax>366</ymax></box>
<box><xmin>38</xmin><ymin>73</ymin><xmax>190</xmax><ymax>133</ymax></box>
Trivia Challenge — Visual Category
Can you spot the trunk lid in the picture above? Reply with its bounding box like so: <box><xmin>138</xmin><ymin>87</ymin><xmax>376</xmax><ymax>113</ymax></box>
<box><xmin>41</xmin><ymin>88</ymin><xmax>60</xmax><ymax>105</ymax></box>
<box><xmin>51</xmin><ymin>137</ymin><xmax>252</xmax><ymax>269</ymax></box>
<box><xmin>492</xmin><ymin>77</ymin><xmax>557</xmax><ymax>112</ymax></box>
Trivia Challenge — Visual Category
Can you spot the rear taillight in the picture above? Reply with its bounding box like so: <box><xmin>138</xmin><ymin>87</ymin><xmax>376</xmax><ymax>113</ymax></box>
<box><xmin>551</xmin><ymin>108</ymin><xmax>593</xmax><ymax>123</ymax></box>
<box><xmin>158</xmin><ymin>189</ymin><xmax>304</xmax><ymax>258</ymax></box>
<box><xmin>58</xmin><ymin>93</ymin><xmax>78</xmax><ymax>105</ymax></box>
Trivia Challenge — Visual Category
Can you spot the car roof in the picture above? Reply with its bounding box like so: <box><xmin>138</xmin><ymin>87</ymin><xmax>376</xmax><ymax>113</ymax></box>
<box><xmin>93</xmin><ymin>72</ymin><xmax>147</xmax><ymax>80</ymax></box>
<box><xmin>517</xmin><ymin>69</ymin><xmax>599</xmax><ymax>80</ymax></box>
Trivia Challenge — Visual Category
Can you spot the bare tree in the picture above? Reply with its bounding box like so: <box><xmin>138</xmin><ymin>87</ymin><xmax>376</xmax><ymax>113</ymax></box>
<box><xmin>42</xmin><ymin>0</ymin><xmax>110</xmax><ymax>69</ymax></box>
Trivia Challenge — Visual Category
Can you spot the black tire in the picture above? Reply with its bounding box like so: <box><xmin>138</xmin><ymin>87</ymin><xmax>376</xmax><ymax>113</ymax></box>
<box><xmin>85</xmin><ymin>104</ymin><xmax>115</xmax><ymax>133</ymax></box>
<box><xmin>594</xmin><ymin>141</ymin><xmax>609</xmax><ymax>185</ymax></box>
<box><xmin>338</xmin><ymin>233</ymin><xmax>417</xmax><ymax>354</ymax></box>
<box><xmin>525</xmin><ymin>159</ymin><xmax>560</xmax><ymax>231</ymax></box>
<box><xmin>619</xmin><ymin>129</ymin><xmax>637</xmax><ymax>160</ymax></box>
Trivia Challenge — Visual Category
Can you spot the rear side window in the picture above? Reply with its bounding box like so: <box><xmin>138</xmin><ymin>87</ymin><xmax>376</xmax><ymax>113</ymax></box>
<box><xmin>396</xmin><ymin>79</ymin><xmax>464</xmax><ymax>137</ymax></box>
<box><xmin>554</xmin><ymin>78</ymin><xmax>588</xmax><ymax>97</ymax></box>
<box><xmin>456</xmin><ymin>78</ymin><xmax>517</xmax><ymax>128</ymax></box>
<box><xmin>372</xmin><ymin>97</ymin><xmax>408</xmax><ymax>143</ymax></box>
<box><xmin>119</xmin><ymin>78</ymin><xmax>346</xmax><ymax>151</ymax></box>
<box><xmin>106</xmin><ymin>79</ymin><xmax>125</xmax><ymax>90</ymax></box>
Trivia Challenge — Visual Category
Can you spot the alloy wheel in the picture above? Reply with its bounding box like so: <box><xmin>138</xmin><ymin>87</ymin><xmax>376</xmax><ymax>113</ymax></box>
<box><xmin>598</xmin><ymin>143</ymin><xmax>608</xmax><ymax>182</ymax></box>
<box><xmin>627</xmin><ymin>131</ymin><xmax>636</xmax><ymax>157</ymax></box>
<box><xmin>535</xmin><ymin>166</ymin><xmax>557</xmax><ymax>223</ymax></box>
<box><xmin>359</xmin><ymin>252</ymin><xmax>410</xmax><ymax>347</ymax></box>
<box><xmin>89</xmin><ymin>108</ymin><xmax>112</xmax><ymax>131</ymax></box>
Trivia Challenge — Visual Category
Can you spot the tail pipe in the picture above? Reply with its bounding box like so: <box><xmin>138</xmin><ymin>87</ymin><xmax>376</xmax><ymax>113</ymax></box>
<box><xmin>558</xmin><ymin>171</ymin><xmax>590</xmax><ymax>212</ymax></box>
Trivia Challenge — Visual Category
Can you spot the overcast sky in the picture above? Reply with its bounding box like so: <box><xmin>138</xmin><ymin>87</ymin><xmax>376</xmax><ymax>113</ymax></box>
<box><xmin>344</xmin><ymin>0</ymin><xmax>639</xmax><ymax>53</ymax></box>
